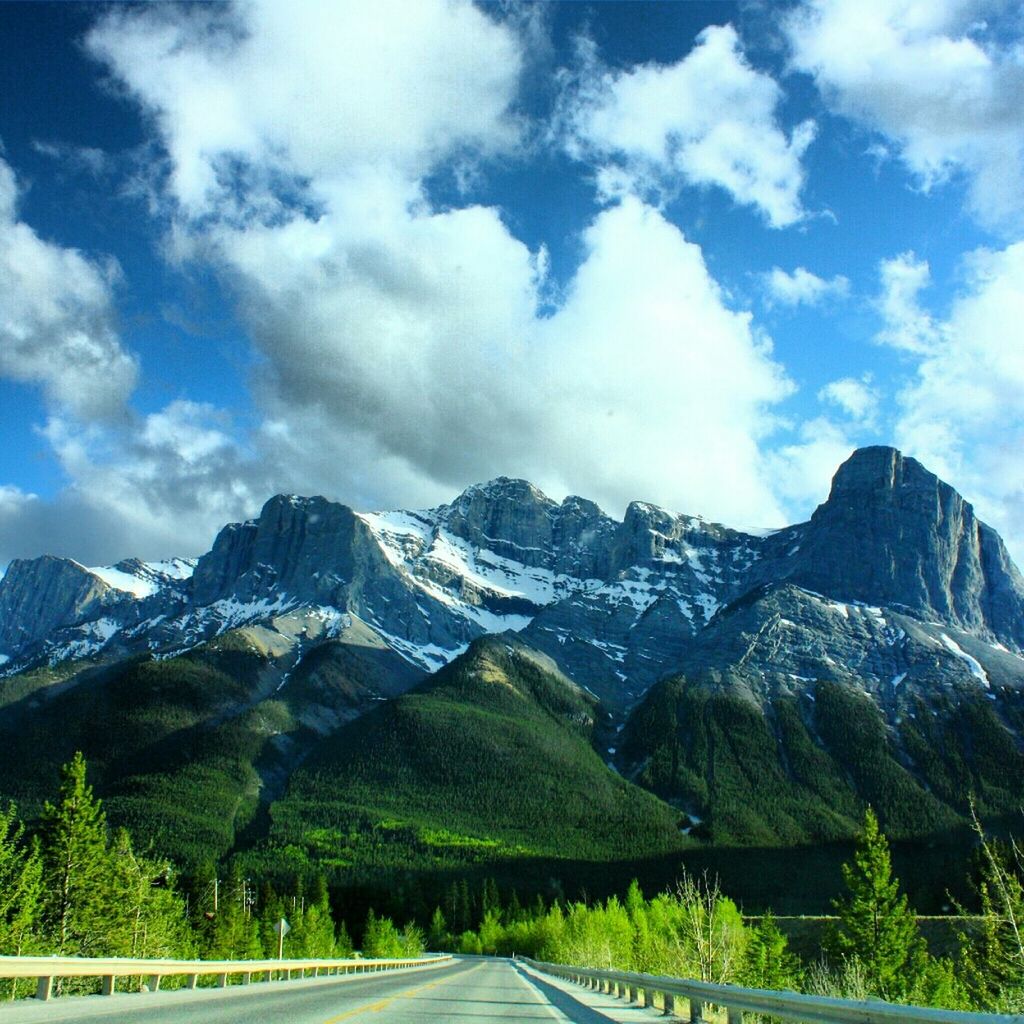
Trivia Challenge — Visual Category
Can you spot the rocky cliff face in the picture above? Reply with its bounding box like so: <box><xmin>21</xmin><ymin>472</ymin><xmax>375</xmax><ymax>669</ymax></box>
<box><xmin>0</xmin><ymin>556</ymin><xmax>115</xmax><ymax>652</ymax></box>
<box><xmin>1</xmin><ymin>447</ymin><xmax>1022</xmax><ymax>718</ymax></box>
<box><xmin>781</xmin><ymin>447</ymin><xmax>1024</xmax><ymax>645</ymax></box>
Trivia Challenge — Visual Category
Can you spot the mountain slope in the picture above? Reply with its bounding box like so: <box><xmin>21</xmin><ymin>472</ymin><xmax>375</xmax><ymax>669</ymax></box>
<box><xmin>0</xmin><ymin>613</ymin><xmax>424</xmax><ymax>867</ymax></box>
<box><xmin>262</xmin><ymin>637</ymin><xmax>690</xmax><ymax>876</ymax></box>
<box><xmin>0</xmin><ymin>445</ymin><xmax>1023</xmax><ymax>876</ymax></box>
<box><xmin>619</xmin><ymin>579</ymin><xmax>1024</xmax><ymax>845</ymax></box>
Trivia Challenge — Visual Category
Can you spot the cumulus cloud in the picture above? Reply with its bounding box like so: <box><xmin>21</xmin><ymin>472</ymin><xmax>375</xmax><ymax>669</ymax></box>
<box><xmin>0</xmin><ymin>398</ymin><xmax>280</xmax><ymax>565</ymax></box>
<box><xmin>785</xmin><ymin>0</ymin><xmax>1024</xmax><ymax>233</ymax></box>
<box><xmin>765</xmin><ymin>417</ymin><xmax>856</xmax><ymax>515</ymax></box>
<box><xmin>875</xmin><ymin>251</ymin><xmax>939</xmax><ymax>352</ymax></box>
<box><xmin>764</xmin><ymin>265</ymin><xmax>850</xmax><ymax>307</ymax></box>
<box><xmin>560</xmin><ymin>24</ymin><xmax>815</xmax><ymax>227</ymax></box>
<box><xmin>818</xmin><ymin>376</ymin><xmax>879</xmax><ymax>425</ymax></box>
<box><xmin>58</xmin><ymin>0</ymin><xmax>797</xmax><ymax>553</ymax></box>
<box><xmin>86</xmin><ymin>0</ymin><xmax>524</xmax><ymax>219</ymax></box>
<box><xmin>880</xmin><ymin>243</ymin><xmax>1024</xmax><ymax>561</ymax></box>
<box><xmin>0</xmin><ymin>155</ymin><xmax>137</xmax><ymax>419</ymax></box>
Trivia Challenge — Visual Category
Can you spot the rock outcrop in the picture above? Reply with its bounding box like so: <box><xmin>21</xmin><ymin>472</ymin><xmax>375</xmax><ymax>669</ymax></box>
<box><xmin>1</xmin><ymin>447</ymin><xmax>1022</xmax><ymax>718</ymax></box>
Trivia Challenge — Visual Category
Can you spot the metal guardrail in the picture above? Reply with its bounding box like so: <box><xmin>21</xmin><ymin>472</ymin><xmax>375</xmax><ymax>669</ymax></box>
<box><xmin>518</xmin><ymin>956</ymin><xmax>1021</xmax><ymax>1024</ymax></box>
<box><xmin>0</xmin><ymin>953</ymin><xmax>452</xmax><ymax>1002</ymax></box>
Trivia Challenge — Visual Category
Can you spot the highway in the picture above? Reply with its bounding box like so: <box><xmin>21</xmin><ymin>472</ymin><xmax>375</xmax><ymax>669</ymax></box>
<box><xmin>1</xmin><ymin>958</ymin><xmax>667</xmax><ymax>1023</ymax></box>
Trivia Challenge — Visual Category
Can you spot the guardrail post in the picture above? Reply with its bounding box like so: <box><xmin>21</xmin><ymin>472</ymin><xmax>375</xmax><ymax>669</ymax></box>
<box><xmin>35</xmin><ymin>975</ymin><xmax>53</xmax><ymax>1001</ymax></box>
<box><xmin>689</xmin><ymin>997</ymin><xmax>704</xmax><ymax>1023</ymax></box>
<box><xmin>641</xmin><ymin>987</ymin><xmax>651</xmax><ymax>1008</ymax></box>
<box><xmin>664</xmin><ymin>992</ymin><xmax>675</xmax><ymax>1015</ymax></box>
<box><xmin>243</xmin><ymin>971</ymin><xmax>252</xmax><ymax>984</ymax></box>
<box><xmin>187</xmin><ymin>973</ymin><xmax>198</xmax><ymax>989</ymax></box>
<box><xmin>217</xmin><ymin>972</ymin><xmax>228</xmax><ymax>988</ymax></box>
<box><xmin>146</xmin><ymin>974</ymin><xmax>160</xmax><ymax>992</ymax></box>
<box><xmin>102</xmin><ymin>975</ymin><xmax>116</xmax><ymax>995</ymax></box>
<box><xmin>727</xmin><ymin>1007</ymin><xmax>742</xmax><ymax>1024</ymax></box>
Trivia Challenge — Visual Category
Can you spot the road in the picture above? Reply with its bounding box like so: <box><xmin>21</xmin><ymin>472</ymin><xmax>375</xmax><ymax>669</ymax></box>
<box><xmin>0</xmin><ymin>958</ymin><xmax>668</xmax><ymax>1023</ymax></box>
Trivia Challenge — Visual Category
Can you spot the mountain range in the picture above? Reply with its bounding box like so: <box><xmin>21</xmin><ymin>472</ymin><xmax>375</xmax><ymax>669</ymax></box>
<box><xmin>1</xmin><ymin>446</ymin><xmax>1022</xmax><ymax>907</ymax></box>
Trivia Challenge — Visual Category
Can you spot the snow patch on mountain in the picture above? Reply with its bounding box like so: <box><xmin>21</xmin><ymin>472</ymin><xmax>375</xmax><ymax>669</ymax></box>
<box><xmin>940</xmin><ymin>634</ymin><xmax>990</xmax><ymax>687</ymax></box>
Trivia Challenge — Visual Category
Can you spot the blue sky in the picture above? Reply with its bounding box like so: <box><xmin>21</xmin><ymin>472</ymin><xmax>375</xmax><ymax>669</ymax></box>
<box><xmin>1</xmin><ymin>0</ymin><xmax>1023</xmax><ymax>565</ymax></box>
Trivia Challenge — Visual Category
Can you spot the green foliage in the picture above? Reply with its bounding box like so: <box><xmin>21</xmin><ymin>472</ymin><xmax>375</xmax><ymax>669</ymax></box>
<box><xmin>956</xmin><ymin>813</ymin><xmax>1024</xmax><ymax>1011</ymax></box>
<box><xmin>743</xmin><ymin>912</ymin><xmax>802</xmax><ymax>991</ymax></box>
<box><xmin>826</xmin><ymin>809</ymin><xmax>928</xmax><ymax>1001</ymax></box>
<box><xmin>360</xmin><ymin>913</ymin><xmax>407</xmax><ymax>958</ymax></box>
<box><xmin>623</xmin><ymin>674</ymin><xmax>1020</xmax><ymax>848</ymax></box>
<box><xmin>0</xmin><ymin>804</ymin><xmax>42</xmax><ymax>955</ymax></box>
<box><xmin>40</xmin><ymin>751</ymin><xmax>115</xmax><ymax>956</ymax></box>
<box><xmin>266</xmin><ymin>639</ymin><xmax>688</xmax><ymax>875</ymax></box>
<box><xmin>427</xmin><ymin>906</ymin><xmax>450</xmax><ymax>951</ymax></box>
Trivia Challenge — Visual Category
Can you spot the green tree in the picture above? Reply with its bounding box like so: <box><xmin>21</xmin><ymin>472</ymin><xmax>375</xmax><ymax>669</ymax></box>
<box><xmin>743</xmin><ymin>913</ymin><xmax>802</xmax><ymax>991</ymax></box>
<box><xmin>826</xmin><ymin>808</ymin><xmax>927</xmax><ymax>1000</ymax></box>
<box><xmin>363</xmin><ymin>909</ymin><xmax>403</xmax><ymax>958</ymax></box>
<box><xmin>107</xmin><ymin>828</ymin><xmax>193</xmax><ymax>961</ymax></box>
<box><xmin>400</xmin><ymin>923</ymin><xmax>425</xmax><ymax>957</ymax></box>
<box><xmin>427</xmin><ymin>906</ymin><xmax>450</xmax><ymax>951</ymax></box>
<box><xmin>39</xmin><ymin>752</ymin><xmax>111</xmax><ymax>955</ymax></box>
<box><xmin>0</xmin><ymin>804</ymin><xmax>42</xmax><ymax>957</ymax></box>
<box><xmin>665</xmin><ymin>872</ymin><xmax>747</xmax><ymax>984</ymax></box>
<box><xmin>957</xmin><ymin>811</ymin><xmax>1024</xmax><ymax>1011</ymax></box>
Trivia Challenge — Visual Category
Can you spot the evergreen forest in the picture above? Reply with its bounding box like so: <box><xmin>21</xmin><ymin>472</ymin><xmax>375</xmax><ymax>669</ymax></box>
<box><xmin>1</xmin><ymin>753</ymin><xmax>1022</xmax><ymax>1012</ymax></box>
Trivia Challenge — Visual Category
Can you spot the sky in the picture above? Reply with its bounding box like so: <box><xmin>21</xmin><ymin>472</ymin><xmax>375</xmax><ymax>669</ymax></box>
<box><xmin>1</xmin><ymin>0</ymin><xmax>1023</xmax><ymax>567</ymax></box>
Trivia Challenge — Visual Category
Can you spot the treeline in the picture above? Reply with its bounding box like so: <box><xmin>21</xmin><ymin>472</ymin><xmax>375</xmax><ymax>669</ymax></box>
<box><xmin>431</xmin><ymin>809</ymin><xmax>1024</xmax><ymax>1013</ymax></box>
<box><xmin>0</xmin><ymin>753</ymin><xmax>422</xmax><ymax>997</ymax></box>
<box><xmin>3</xmin><ymin>756</ymin><xmax>1023</xmax><ymax>1012</ymax></box>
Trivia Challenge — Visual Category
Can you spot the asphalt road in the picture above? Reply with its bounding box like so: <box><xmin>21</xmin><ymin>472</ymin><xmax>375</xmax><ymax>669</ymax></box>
<box><xmin>0</xmin><ymin>958</ymin><xmax>667</xmax><ymax>1023</ymax></box>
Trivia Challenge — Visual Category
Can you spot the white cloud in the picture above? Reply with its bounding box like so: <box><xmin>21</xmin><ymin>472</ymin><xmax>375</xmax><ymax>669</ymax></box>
<box><xmin>764</xmin><ymin>265</ymin><xmax>850</xmax><ymax>307</ymax></box>
<box><xmin>785</xmin><ymin>0</ymin><xmax>1024</xmax><ymax>233</ymax></box>
<box><xmin>818</xmin><ymin>376</ymin><xmax>879</xmax><ymax>425</ymax></box>
<box><xmin>884</xmin><ymin>242</ymin><xmax>1024</xmax><ymax>562</ymax></box>
<box><xmin>875</xmin><ymin>251</ymin><xmax>940</xmax><ymax>353</ymax></box>
<box><xmin>87</xmin><ymin>0</ymin><xmax>524</xmax><ymax>219</ymax></box>
<box><xmin>560</xmin><ymin>24</ymin><xmax>815</xmax><ymax>227</ymax></box>
<box><xmin>66</xmin><ymin>0</ymin><xmax>798</xmax><ymax>553</ymax></box>
<box><xmin>766</xmin><ymin>417</ymin><xmax>856</xmax><ymax>514</ymax></box>
<box><xmin>0</xmin><ymin>155</ymin><xmax>137</xmax><ymax>419</ymax></box>
<box><xmin>210</xmin><ymin>189</ymin><xmax>794</xmax><ymax>527</ymax></box>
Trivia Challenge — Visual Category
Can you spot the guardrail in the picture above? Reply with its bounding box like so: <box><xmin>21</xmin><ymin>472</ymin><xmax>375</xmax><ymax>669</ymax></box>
<box><xmin>518</xmin><ymin>956</ymin><xmax>1018</xmax><ymax>1024</ymax></box>
<box><xmin>0</xmin><ymin>953</ymin><xmax>451</xmax><ymax>1002</ymax></box>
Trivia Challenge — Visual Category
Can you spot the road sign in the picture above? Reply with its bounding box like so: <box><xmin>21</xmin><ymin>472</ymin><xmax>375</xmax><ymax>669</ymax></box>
<box><xmin>274</xmin><ymin>918</ymin><xmax>290</xmax><ymax>960</ymax></box>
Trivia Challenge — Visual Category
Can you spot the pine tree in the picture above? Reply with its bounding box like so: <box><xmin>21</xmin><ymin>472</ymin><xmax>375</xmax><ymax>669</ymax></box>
<box><xmin>39</xmin><ymin>752</ymin><xmax>111</xmax><ymax>956</ymax></box>
<box><xmin>743</xmin><ymin>913</ymin><xmax>802</xmax><ymax>991</ymax></box>
<box><xmin>428</xmin><ymin>906</ymin><xmax>449</xmax><ymax>951</ymax></box>
<box><xmin>0</xmin><ymin>804</ymin><xmax>42</xmax><ymax>962</ymax></box>
<box><xmin>827</xmin><ymin>808</ymin><xmax>927</xmax><ymax>1000</ymax></box>
<box><xmin>957</xmin><ymin>811</ymin><xmax>1024</xmax><ymax>1011</ymax></box>
<box><xmin>335</xmin><ymin>920</ymin><xmax>354</xmax><ymax>957</ymax></box>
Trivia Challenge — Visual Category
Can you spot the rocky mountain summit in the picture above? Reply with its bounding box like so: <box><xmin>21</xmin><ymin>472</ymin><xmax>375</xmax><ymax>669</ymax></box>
<box><xmin>1</xmin><ymin>447</ymin><xmax>1023</xmax><ymax>716</ymax></box>
<box><xmin>2</xmin><ymin>445</ymin><xmax>1024</xmax><ymax>868</ymax></box>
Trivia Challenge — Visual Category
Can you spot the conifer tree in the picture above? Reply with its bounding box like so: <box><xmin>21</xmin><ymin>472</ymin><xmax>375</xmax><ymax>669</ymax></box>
<box><xmin>335</xmin><ymin>920</ymin><xmax>354</xmax><ymax>958</ymax></box>
<box><xmin>827</xmin><ymin>808</ymin><xmax>927</xmax><ymax>1000</ymax></box>
<box><xmin>427</xmin><ymin>907</ymin><xmax>449</xmax><ymax>951</ymax></box>
<box><xmin>0</xmin><ymin>804</ymin><xmax>42</xmax><ymax>958</ymax></box>
<box><xmin>957</xmin><ymin>811</ymin><xmax>1024</xmax><ymax>1011</ymax></box>
<box><xmin>743</xmin><ymin>913</ymin><xmax>802</xmax><ymax>991</ymax></box>
<box><xmin>39</xmin><ymin>752</ymin><xmax>111</xmax><ymax>955</ymax></box>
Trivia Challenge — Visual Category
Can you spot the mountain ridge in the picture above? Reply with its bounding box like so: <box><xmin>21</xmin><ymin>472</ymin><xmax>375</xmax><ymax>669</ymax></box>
<box><xmin>1</xmin><ymin>447</ymin><xmax>1022</xmax><ymax>712</ymax></box>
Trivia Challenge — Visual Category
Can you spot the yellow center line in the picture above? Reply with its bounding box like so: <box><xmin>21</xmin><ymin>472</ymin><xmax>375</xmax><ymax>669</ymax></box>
<box><xmin>321</xmin><ymin>962</ymin><xmax>478</xmax><ymax>1023</ymax></box>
